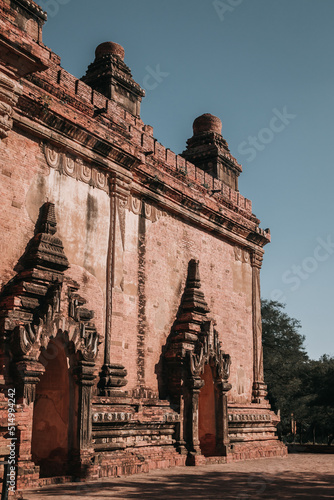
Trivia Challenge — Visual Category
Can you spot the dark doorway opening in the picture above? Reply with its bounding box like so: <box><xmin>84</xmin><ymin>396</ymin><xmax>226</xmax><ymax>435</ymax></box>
<box><xmin>31</xmin><ymin>339</ymin><xmax>71</xmax><ymax>477</ymax></box>
<box><xmin>198</xmin><ymin>363</ymin><xmax>218</xmax><ymax>456</ymax></box>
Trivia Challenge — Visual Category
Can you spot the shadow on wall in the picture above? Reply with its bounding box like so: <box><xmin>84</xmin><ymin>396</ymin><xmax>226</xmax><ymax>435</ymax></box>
<box><xmin>154</xmin><ymin>282</ymin><xmax>187</xmax><ymax>401</ymax></box>
<box><xmin>4</xmin><ymin>203</ymin><xmax>51</xmax><ymax>279</ymax></box>
<box><xmin>154</xmin><ymin>316</ymin><xmax>180</xmax><ymax>401</ymax></box>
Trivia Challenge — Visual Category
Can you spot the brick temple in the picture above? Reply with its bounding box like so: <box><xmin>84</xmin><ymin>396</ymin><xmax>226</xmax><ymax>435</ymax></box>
<box><xmin>0</xmin><ymin>0</ymin><xmax>286</xmax><ymax>491</ymax></box>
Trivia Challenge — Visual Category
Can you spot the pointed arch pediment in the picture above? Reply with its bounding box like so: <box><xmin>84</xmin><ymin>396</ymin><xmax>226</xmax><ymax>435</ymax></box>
<box><xmin>163</xmin><ymin>259</ymin><xmax>232</xmax><ymax>458</ymax></box>
<box><xmin>188</xmin><ymin>320</ymin><xmax>231</xmax><ymax>384</ymax></box>
<box><xmin>0</xmin><ymin>202</ymin><xmax>100</xmax><ymax>404</ymax></box>
<box><xmin>164</xmin><ymin>259</ymin><xmax>231</xmax><ymax>402</ymax></box>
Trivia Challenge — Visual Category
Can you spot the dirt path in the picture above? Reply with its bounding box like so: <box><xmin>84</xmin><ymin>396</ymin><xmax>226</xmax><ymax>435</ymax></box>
<box><xmin>21</xmin><ymin>454</ymin><xmax>334</xmax><ymax>499</ymax></box>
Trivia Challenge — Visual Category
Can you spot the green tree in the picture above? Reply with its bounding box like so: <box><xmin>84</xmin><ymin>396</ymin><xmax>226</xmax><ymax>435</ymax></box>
<box><xmin>261</xmin><ymin>300</ymin><xmax>334</xmax><ymax>443</ymax></box>
<box><xmin>300</xmin><ymin>355</ymin><xmax>334</xmax><ymax>443</ymax></box>
<box><xmin>261</xmin><ymin>300</ymin><xmax>309</xmax><ymax>437</ymax></box>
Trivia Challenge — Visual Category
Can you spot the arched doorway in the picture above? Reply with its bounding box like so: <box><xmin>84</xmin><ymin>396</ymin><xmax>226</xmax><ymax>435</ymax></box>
<box><xmin>198</xmin><ymin>363</ymin><xmax>217</xmax><ymax>456</ymax></box>
<box><xmin>163</xmin><ymin>260</ymin><xmax>232</xmax><ymax>461</ymax></box>
<box><xmin>31</xmin><ymin>337</ymin><xmax>74</xmax><ymax>477</ymax></box>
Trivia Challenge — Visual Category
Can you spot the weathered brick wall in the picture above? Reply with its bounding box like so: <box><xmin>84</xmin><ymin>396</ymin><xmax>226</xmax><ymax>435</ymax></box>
<box><xmin>113</xmin><ymin>208</ymin><xmax>253</xmax><ymax>404</ymax></box>
<box><xmin>0</xmin><ymin>130</ymin><xmax>45</xmax><ymax>287</ymax></box>
<box><xmin>0</xmin><ymin>96</ymin><xmax>256</xmax><ymax>408</ymax></box>
<box><xmin>0</xmin><ymin>128</ymin><xmax>108</xmax><ymax>372</ymax></box>
<box><xmin>0</xmin><ymin>1</ymin><xmax>286</xmax><ymax>486</ymax></box>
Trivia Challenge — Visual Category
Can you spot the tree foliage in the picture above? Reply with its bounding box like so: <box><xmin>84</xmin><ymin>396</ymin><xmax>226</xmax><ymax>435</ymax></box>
<box><xmin>261</xmin><ymin>299</ymin><xmax>334</xmax><ymax>443</ymax></box>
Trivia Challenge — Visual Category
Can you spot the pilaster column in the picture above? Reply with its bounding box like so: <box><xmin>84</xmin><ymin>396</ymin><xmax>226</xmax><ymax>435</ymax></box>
<box><xmin>251</xmin><ymin>250</ymin><xmax>268</xmax><ymax>403</ymax></box>
<box><xmin>13</xmin><ymin>358</ymin><xmax>45</xmax><ymax>406</ymax></box>
<box><xmin>99</xmin><ymin>172</ymin><xmax>131</xmax><ymax>395</ymax></box>
<box><xmin>175</xmin><ymin>394</ymin><xmax>187</xmax><ymax>454</ymax></box>
<box><xmin>9</xmin><ymin>359</ymin><xmax>45</xmax><ymax>489</ymax></box>
<box><xmin>70</xmin><ymin>360</ymin><xmax>96</xmax><ymax>477</ymax></box>
<box><xmin>184</xmin><ymin>378</ymin><xmax>204</xmax><ymax>456</ymax></box>
<box><xmin>215</xmin><ymin>380</ymin><xmax>232</xmax><ymax>455</ymax></box>
<box><xmin>76</xmin><ymin>361</ymin><xmax>95</xmax><ymax>449</ymax></box>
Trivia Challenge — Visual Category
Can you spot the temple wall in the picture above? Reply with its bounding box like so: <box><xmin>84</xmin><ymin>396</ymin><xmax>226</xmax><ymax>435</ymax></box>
<box><xmin>0</xmin><ymin>128</ymin><xmax>109</xmax><ymax>372</ymax></box>
<box><xmin>0</xmin><ymin>130</ymin><xmax>44</xmax><ymax>287</ymax></box>
<box><xmin>110</xmin><ymin>207</ymin><xmax>253</xmax><ymax>403</ymax></box>
<box><xmin>144</xmin><ymin>213</ymin><xmax>253</xmax><ymax>403</ymax></box>
<box><xmin>0</xmin><ymin>125</ymin><xmax>254</xmax><ymax>402</ymax></box>
<box><xmin>0</xmin><ymin>1</ymin><xmax>286</xmax><ymax>488</ymax></box>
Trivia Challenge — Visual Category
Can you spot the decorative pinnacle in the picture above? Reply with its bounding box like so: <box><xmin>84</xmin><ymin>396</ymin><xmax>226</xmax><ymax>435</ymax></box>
<box><xmin>37</xmin><ymin>202</ymin><xmax>57</xmax><ymax>235</ymax></box>
<box><xmin>193</xmin><ymin>113</ymin><xmax>222</xmax><ymax>136</ymax></box>
<box><xmin>95</xmin><ymin>41</ymin><xmax>125</xmax><ymax>61</ymax></box>
<box><xmin>186</xmin><ymin>259</ymin><xmax>201</xmax><ymax>289</ymax></box>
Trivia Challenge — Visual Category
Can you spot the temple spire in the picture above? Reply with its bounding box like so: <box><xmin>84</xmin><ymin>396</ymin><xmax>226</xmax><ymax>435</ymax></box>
<box><xmin>182</xmin><ymin>113</ymin><xmax>242</xmax><ymax>190</ymax></box>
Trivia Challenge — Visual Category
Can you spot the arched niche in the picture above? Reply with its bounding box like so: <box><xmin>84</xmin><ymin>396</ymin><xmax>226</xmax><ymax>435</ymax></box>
<box><xmin>199</xmin><ymin>363</ymin><xmax>217</xmax><ymax>456</ymax></box>
<box><xmin>31</xmin><ymin>336</ymin><xmax>75</xmax><ymax>476</ymax></box>
<box><xmin>0</xmin><ymin>202</ymin><xmax>100</xmax><ymax>481</ymax></box>
<box><xmin>163</xmin><ymin>260</ymin><xmax>232</xmax><ymax>462</ymax></box>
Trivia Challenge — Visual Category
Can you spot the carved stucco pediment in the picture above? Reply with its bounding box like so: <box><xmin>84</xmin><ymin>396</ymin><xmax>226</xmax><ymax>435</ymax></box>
<box><xmin>0</xmin><ymin>202</ymin><xmax>100</xmax><ymax>403</ymax></box>
<box><xmin>164</xmin><ymin>259</ymin><xmax>232</xmax><ymax>400</ymax></box>
<box><xmin>188</xmin><ymin>320</ymin><xmax>231</xmax><ymax>384</ymax></box>
<box><xmin>163</xmin><ymin>259</ymin><xmax>232</xmax><ymax>457</ymax></box>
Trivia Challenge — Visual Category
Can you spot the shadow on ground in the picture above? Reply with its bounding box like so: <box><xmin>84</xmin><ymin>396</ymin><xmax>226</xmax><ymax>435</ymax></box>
<box><xmin>23</xmin><ymin>470</ymin><xmax>334</xmax><ymax>499</ymax></box>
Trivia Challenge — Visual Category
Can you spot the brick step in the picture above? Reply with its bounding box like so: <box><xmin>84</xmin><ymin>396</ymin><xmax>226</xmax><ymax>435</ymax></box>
<box><xmin>204</xmin><ymin>456</ymin><xmax>228</xmax><ymax>465</ymax></box>
<box><xmin>37</xmin><ymin>475</ymin><xmax>74</xmax><ymax>486</ymax></box>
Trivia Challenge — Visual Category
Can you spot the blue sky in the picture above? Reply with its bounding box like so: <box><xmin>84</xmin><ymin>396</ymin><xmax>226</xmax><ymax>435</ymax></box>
<box><xmin>38</xmin><ymin>0</ymin><xmax>334</xmax><ymax>359</ymax></box>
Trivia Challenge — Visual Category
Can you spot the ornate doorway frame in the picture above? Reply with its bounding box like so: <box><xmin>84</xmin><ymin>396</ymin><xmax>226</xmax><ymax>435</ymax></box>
<box><xmin>0</xmin><ymin>203</ymin><xmax>99</xmax><ymax>481</ymax></box>
<box><xmin>164</xmin><ymin>260</ymin><xmax>232</xmax><ymax>463</ymax></box>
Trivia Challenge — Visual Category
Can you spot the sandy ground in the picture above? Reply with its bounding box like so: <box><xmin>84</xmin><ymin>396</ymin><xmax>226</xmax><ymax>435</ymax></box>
<box><xmin>21</xmin><ymin>453</ymin><xmax>334</xmax><ymax>499</ymax></box>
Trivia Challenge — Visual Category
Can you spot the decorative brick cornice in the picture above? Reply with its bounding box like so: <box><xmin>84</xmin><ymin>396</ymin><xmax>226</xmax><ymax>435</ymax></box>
<box><xmin>34</xmin><ymin>109</ymin><xmax>270</xmax><ymax>252</ymax></box>
<box><xmin>0</xmin><ymin>17</ymin><xmax>270</xmax><ymax>257</ymax></box>
<box><xmin>128</xmin><ymin>194</ymin><xmax>163</xmax><ymax>222</ymax></box>
<box><xmin>14</xmin><ymin>0</ymin><xmax>47</xmax><ymax>20</ymax></box>
<box><xmin>16</xmin><ymin>88</ymin><xmax>142</xmax><ymax>171</ymax></box>
<box><xmin>39</xmin><ymin>123</ymin><xmax>270</xmax><ymax>252</ymax></box>
<box><xmin>43</xmin><ymin>142</ymin><xmax>110</xmax><ymax>193</ymax></box>
<box><xmin>0</xmin><ymin>70</ymin><xmax>22</xmax><ymax>138</ymax></box>
<box><xmin>132</xmin><ymin>168</ymin><xmax>270</xmax><ymax>250</ymax></box>
<box><xmin>228</xmin><ymin>413</ymin><xmax>272</xmax><ymax>423</ymax></box>
<box><xmin>10</xmin><ymin>34</ymin><xmax>270</xmax><ymax>253</ymax></box>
